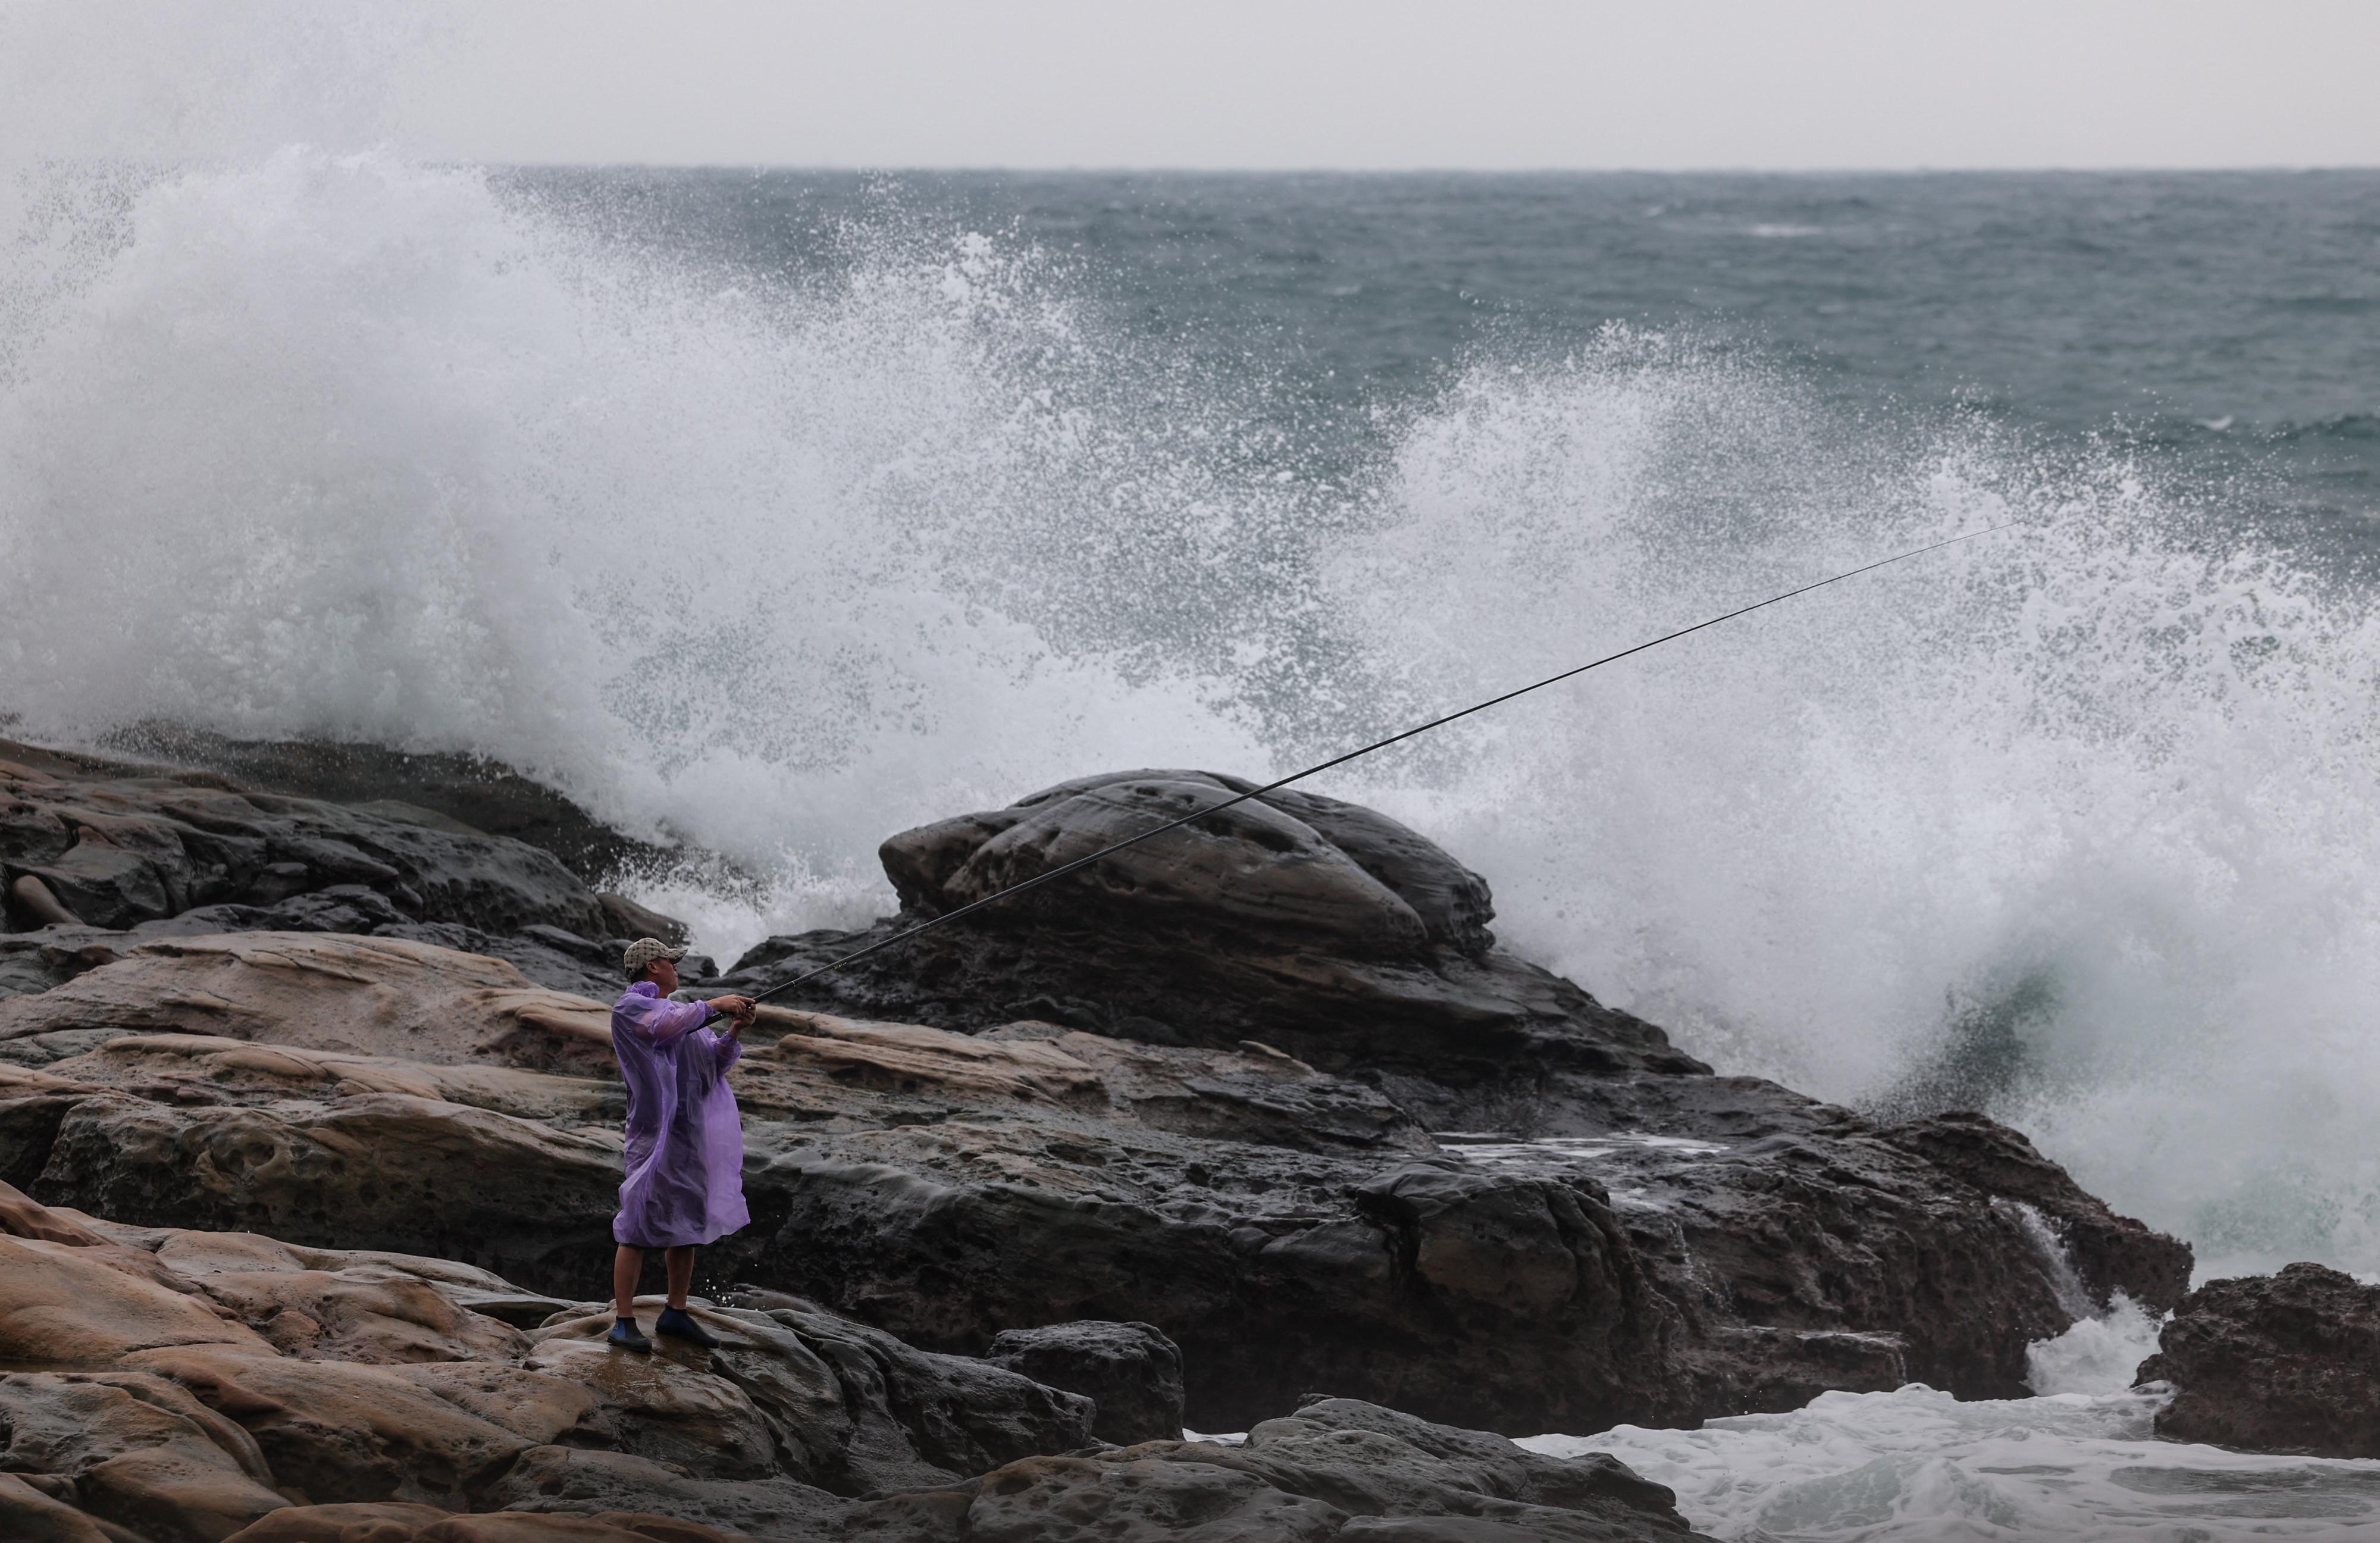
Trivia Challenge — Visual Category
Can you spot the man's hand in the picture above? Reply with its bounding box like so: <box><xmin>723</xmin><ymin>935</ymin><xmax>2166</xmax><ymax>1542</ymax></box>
<box><xmin>707</xmin><ymin>995</ymin><xmax>757</xmax><ymax>1037</ymax></box>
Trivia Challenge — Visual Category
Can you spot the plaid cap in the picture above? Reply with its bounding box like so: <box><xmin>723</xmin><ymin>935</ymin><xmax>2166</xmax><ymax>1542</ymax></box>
<box><xmin>622</xmin><ymin>937</ymin><xmax>690</xmax><ymax>974</ymax></box>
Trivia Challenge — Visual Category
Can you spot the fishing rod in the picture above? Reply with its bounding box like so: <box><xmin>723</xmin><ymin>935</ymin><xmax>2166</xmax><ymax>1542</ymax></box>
<box><xmin>735</xmin><ymin>519</ymin><xmax>2019</xmax><ymax>1009</ymax></box>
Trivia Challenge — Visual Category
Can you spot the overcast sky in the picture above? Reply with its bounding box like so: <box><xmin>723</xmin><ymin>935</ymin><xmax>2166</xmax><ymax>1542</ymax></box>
<box><xmin>406</xmin><ymin>0</ymin><xmax>2380</xmax><ymax>170</ymax></box>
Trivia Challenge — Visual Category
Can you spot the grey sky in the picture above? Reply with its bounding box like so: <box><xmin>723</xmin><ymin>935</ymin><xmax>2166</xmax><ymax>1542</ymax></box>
<box><xmin>409</xmin><ymin>0</ymin><xmax>2380</xmax><ymax>170</ymax></box>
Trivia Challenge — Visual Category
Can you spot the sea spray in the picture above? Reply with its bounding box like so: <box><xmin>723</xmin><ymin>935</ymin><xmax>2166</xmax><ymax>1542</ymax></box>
<box><xmin>0</xmin><ymin>145</ymin><xmax>1277</xmax><ymax>871</ymax></box>
<box><xmin>1313</xmin><ymin>342</ymin><xmax>2380</xmax><ymax>1278</ymax></box>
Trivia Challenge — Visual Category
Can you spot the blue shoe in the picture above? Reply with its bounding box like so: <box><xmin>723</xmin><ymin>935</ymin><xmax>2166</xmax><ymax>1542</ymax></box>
<box><xmin>607</xmin><ymin>1316</ymin><xmax>653</xmax><ymax>1352</ymax></box>
<box><xmin>654</xmin><ymin>1306</ymin><xmax>720</xmax><ymax>1350</ymax></box>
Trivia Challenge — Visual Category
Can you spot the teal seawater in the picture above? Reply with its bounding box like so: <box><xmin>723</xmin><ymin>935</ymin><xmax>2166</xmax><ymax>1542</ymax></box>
<box><xmin>513</xmin><ymin>168</ymin><xmax>2380</xmax><ymax>545</ymax></box>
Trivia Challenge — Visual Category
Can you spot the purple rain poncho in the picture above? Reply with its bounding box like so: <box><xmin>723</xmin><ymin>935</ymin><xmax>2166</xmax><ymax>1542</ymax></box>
<box><xmin>610</xmin><ymin>982</ymin><xmax>750</xmax><ymax>1249</ymax></box>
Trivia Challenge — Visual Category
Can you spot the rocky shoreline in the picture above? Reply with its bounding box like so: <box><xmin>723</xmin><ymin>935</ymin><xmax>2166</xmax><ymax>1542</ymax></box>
<box><xmin>0</xmin><ymin>735</ymin><xmax>2356</xmax><ymax>1538</ymax></box>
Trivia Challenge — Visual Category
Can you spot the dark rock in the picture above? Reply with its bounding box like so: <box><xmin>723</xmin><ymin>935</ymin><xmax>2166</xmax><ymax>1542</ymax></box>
<box><xmin>2137</xmin><ymin>1262</ymin><xmax>2380</xmax><ymax>1457</ymax></box>
<box><xmin>945</xmin><ymin>1398</ymin><xmax>1707</xmax><ymax>1543</ymax></box>
<box><xmin>596</xmin><ymin>891</ymin><xmax>691</xmax><ymax>947</ymax></box>
<box><xmin>1</xmin><ymin>739</ymin><xmax>614</xmax><ymax>940</ymax></box>
<box><xmin>89</xmin><ymin>724</ymin><xmax>674</xmax><ymax>883</ymax></box>
<box><xmin>1879</xmin><ymin>1109</ymin><xmax>2192</xmax><ymax>1313</ymax></box>
<box><xmin>983</xmin><ymin>1320</ymin><xmax>1186</xmax><ymax>1445</ymax></box>
<box><xmin>731</xmin><ymin>771</ymin><xmax>1708</xmax><ymax>1100</ymax></box>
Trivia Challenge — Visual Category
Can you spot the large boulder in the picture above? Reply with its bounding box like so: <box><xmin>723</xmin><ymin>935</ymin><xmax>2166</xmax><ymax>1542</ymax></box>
<box><xmin>731</xmin><ymin>771</ymin><xmax>1702</xmax><ymax>1091</ymax></box>
<box><xmin>982</xmin><ymin>1320</ymin><xmax>1186</xmax><ymax>1446</ymax></box>
<box><xmin>2136</xmin><ymin>1262</ymin><xmax>2380</xmax><ymax>1458</ymax></box>
<box><xmin>884</xmin><ymin>771</ymin><xmax>1495</xmax><ymax>956</ymax></box>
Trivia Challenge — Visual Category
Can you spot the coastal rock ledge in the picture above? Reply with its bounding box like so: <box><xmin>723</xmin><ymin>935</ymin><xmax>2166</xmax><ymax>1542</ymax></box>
<box><xmin>2</xmin><ymin>744</ymin><xmax>2192</xmax><ymax>1457</ymax></box>
<box><xmin>0</xmin><ymin>1178</ymin><xmax>1712</xmax><ymax>1542</ymax></box>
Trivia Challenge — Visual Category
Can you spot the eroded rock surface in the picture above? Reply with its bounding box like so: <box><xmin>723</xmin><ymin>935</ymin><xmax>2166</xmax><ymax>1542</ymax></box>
<box><xmin>982</xmin><ymin>1320</ymin><xmax>1185</xmax><ymax>1447</ymax></box>
<box><xmin>0</xmin><ymin>1181</ymin><xmax>1708</xmax><ymax>1543</ymax></box>
<box><xmin>2137</xmin><ymin>1262</ymin><xmax>2380</xmax><ymax>1459</ymax></box>
<box><xmin>4</xmin><ymin>925</ymin><xmax>2186</xmax><ymax>1434</ymax></box>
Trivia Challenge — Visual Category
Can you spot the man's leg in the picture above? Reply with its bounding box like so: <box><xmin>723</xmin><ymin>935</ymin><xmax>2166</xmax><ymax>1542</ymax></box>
<box><xmin>653</xmin><ymin>1247</ymin><xmax>721</xmax><ymax>1348</ymax></box>
<box><xmin>612</xmin><ymin>1245</ymin><xmax>645</xmax><ymax>1318</ymax></box>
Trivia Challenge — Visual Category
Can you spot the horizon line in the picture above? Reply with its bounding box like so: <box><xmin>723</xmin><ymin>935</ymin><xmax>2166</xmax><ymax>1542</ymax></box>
<box><xmin>477</xmin><ymin>159</ymin><xmax>2380</xmax><ymax>177</ymax></box>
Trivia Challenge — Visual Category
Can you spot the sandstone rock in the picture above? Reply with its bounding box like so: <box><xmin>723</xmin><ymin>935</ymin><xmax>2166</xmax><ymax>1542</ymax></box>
<box><xmin>0</xmin><ymin>1178</ymin><xmax>1712</xmax><ymax>1543</ymax></box>
<box><xmin>0</xmin><ymin>1472</ymin><xmax>120</xmax><ymax>1543</ymax></box>
<box><xmin>194</xmin><ymin>1267</ymin><xmax>531</xmax><ymax>1364</ymax></box>
<box><xmin>961</xmin><ymin>1453</ymin><xmax>1346</xmax><ymax>1542</ymax></box>
<box><xmin>0</xmin><ymin>1231</ymin><xmax>267</xmax><ymax>1367</ymax></box>
<box><xmin>120</xmin><ymin>1345</ymin><xmax>538</xmax><ymax>1508</ymax></box>
<box><xmin>96</xmin><ymin>728</ymin><xmax>674</xmax><ymax>886</ymax></box>
<box><xmin>1</xmin><ymin>929</ymin><xmax>2188</xmax><ymax>1434</ymax></box>
<box><xmin>223</xmin><ymin>1502</ymin><xmax>453</xmax><ymax>1542</ymax></box>
<box><xmin>938</xmin><ymin>775</ymin><xmax>1434</xmax><ymax>957</ymax></box>
<box><xmin>474</xmin><ymin>1448</ymin><xmax>841</xmax><ymax>1540</ymax></box>
<box><xmin>0</xmin><ymin>756</ymin><xmax>2196</xmax><ymax>1444</ymax></box>
<box><xmin>983</xmin><ymin>1320</ymin><xmax>1185</xmax><ymax>1445</ymax></box>
<box><xmin>222</xmin><ymin>1502</ymin><xmax>756</xmax><ymax>1542</ymax></box>
<box><xmin>694</xmin><ymin>1294</ymin><xmax>1097</xmax><ymax>1486</ymax></box>
<box><xmin>519</xmin><ymin>1334</ymin><xmax>781</xmax><ymax>1481</ymax></box>
<box><xmin>2136</xmin><ymin>1262</ymin><xmax>2380</xmax><ymax>1457</ymax></box>
<box><xmin>0</xmin><ymin>932</ymin><xmax>614</xmax><ymax>1072</ymax></box>
<box><xmin>0</xmin><ymin>1370</ymin><xmax>289</xmax><ymax>1542</ymax></box>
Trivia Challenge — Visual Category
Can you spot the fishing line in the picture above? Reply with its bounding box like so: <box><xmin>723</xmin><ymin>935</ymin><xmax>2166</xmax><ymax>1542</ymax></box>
<box><xmin>740</xmin><ymin>519</ymin><xmax>2021</xmax><ymax>1006</ymax></box>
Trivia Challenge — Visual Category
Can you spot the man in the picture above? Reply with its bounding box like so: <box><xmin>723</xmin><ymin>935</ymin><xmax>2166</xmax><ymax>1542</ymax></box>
<box><xmin>607</xmin><ymin>937</ymin><xmax>757</xmax><ymax>1351</ymax></box>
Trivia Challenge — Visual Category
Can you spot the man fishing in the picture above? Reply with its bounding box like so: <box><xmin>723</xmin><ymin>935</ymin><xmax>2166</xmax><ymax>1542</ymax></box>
<box><xmin>606</xmin><ymin>937</ymin><xmax>757</xmax><ymax>1351</ymax></box>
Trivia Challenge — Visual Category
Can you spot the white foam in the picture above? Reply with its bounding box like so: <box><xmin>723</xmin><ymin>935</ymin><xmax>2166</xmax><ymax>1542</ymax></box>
<box><xmin>1527</xmin><ymin>1385</ymin><xmax>2380</xmax><ymax>1540</ymax></box>
<box><xmin>2025</xmin><ymin>1294</ymin><xmax>2167</xmax><ymax>1398</ymax></box>
<box><xmin>1317</xmin><ymin>341</ymin><xmax>2380</xmax><ymax>1279</ymax></box>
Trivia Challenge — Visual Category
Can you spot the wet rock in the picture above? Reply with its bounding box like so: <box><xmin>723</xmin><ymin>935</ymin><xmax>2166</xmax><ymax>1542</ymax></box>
<box><xmin>224</xmin><ymin>1503</ymin><xmax>454</xmax><ymax>1542</ymax></box>
<box><xmin>0</xmin><ymin>1370</ymin><xmax>289</xmax><ymax>1543</ymax></box>
<box><xmin>0</xmin><ymin>931</ymin><xmax>620</xmax><ymax>1072</ymax></box>
<box><xmin>1</xmin><ymin>927</ymin><xmax>2189</xmax><ymax>1433</ymax></box>
<box><xmin>982</xmin><ymin>1321</ymin><xmax>1186</xmax><ymax>1446</ymax></box>
<box><xmin>948</xmin><ymin>1397</ymin><xmax>1706</xmax><ymax>1543</ymax></box>
<box><xmin>0</xmin><ymin>1165</ymin><xmax>1716</xmax><ymax>1542</ymax></box>
<box><xmin>741</xmin><ymin>768</ymin><xmax>1659</xmax><ymax>1086</ymax></box>
<box><xmin>84</xmin><ymin>727</ymin><xmax>677</xmax><ymax>886</ymax></box>
<box><xmin>2137</xmin><ymin>1262</ymin><xmax>2380</xmax><ymax>1458</ymax></box>
<box><xmin>0</xmin><ymin>738</ymin><xmax>619</xmax><ymax>942</ymax></box>
<box><xmin>474</xmin><ymin>1447</ymin><xmax>841</xmax><ymax>1539</ymax></box>
<box><xmin>1880</xmin><ymin>1109</ymin><xmax>2193</xmax><ymax>1313</ymax></box>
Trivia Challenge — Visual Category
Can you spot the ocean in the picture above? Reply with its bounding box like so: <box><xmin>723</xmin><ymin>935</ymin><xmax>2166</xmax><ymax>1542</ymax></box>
<box><xmin>4</xmin><ymin>145</ymin><xmax>2379</xmax><ymax>1535</ymax></box>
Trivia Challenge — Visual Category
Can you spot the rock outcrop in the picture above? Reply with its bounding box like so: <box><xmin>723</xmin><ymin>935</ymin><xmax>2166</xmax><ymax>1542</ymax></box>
<box><xmin>0</xmin><ymin>740</ymin><xmax>687</xmax><ymax>999</ymax></box>
<box><xmin>0</xmin><ymin>1180</ymin><xmax>1710</xmax><ymax>1542</ymax></box>
<box><xmin>0</xmin><ymin>747</ymin><xmax>2193</xmax><ymax>1443</ymax></box>
<box><xmin>715</xmin><ymin>771</ymin><xmax>2191</xmax><ymax>1422</ymax></box>
<box><xmin>728</xmin><ymin>772</ymin><xmax>1702</xmax><ymax>1104</ymax></box>
<box><xmin>2</xmin><ymin>932</ymin><xmax>2187</xmax><ymax>1434</ymax></box>
<box><xmin>2136</xmin><ymin>1262</ymin><xmax>2380</xmax><ymax>1459</ymax></box>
